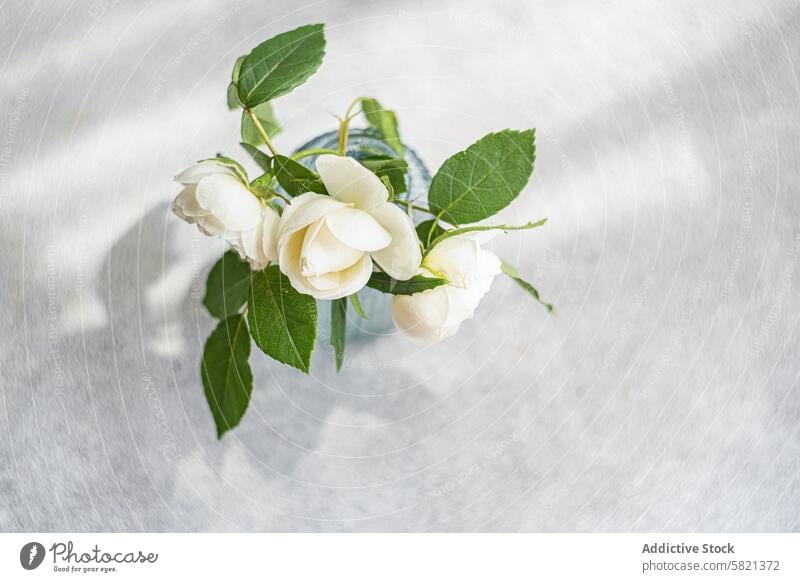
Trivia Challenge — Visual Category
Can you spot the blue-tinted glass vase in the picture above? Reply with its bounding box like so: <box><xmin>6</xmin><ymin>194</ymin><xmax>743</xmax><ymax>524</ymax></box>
<box><xmin>292</xmin><ymin>129</ymin><xmax>430</xmax><ymax>340</ymax></box>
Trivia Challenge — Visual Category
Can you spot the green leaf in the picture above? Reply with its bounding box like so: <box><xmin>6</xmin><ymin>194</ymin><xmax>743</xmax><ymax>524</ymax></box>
<box><xmin>416</xmin><ymin>219</ymin><xmax>446</xmax><ymax>249</ymax></box>
<box><xmin>201</xmin><ymin>314</ymin><xmax>253</xmax><ymax>438</ymax></box>
<box><xmin>237</xmin><ymin>24</ymin><xmax>326</xmax><ymax>108</ymax></box>
<box><xmin>350</xmin><ymin>292</ymin><xmax>368</xmax><ymax>319</ymax></box>
<box><xmin>361</xmin><ymin>156</ymin><xmax>408</xmax><ymax>195</ymax></box>
<box><xmin>247</xmin><ymin>266</ymin><xmax>317</xmax><ymax>373</ymax></box>
<box><xmin>227</xmin><ymin>84</ymin><xmax>241</xmax><ymax>109</ymax></box>
<box><xmin>226</xmin><ymin>56</ymin><xmax>246</xmax><ymax>109</ymax></box>
<box><xmin>249</xmin><ymin>172</ymin><xmax>277</xmax><ymax>200</ymax></box>
<box><xmin>241</xmin><ymin>102</ymin><xmax>282</xmax><ymax>146</ymax></box>
<box><xmin>232</xmin><ymin>55</ymin><xmax>245</xmax><ymax>84</ymax></box>
<box><xmin>274</xmin><ymin>155</ymin><xmax>328</xmax><ymax>196</ymax></box>
<box><xmin>269</xmin><ymin>200</ymin><xmax>284</xmax><ymax>216</ymax></box>
<box><xmin>500</xmin><ymin>261</ymin><xmax>554</xmax><ymax>313</ymax></box>
<box><xmin>380</xmin><ymin>176</ymin><xmax>394</xmax><ymax>200</ymax></box>
<box><xmin>362</xmin><ymin>98</ymin><xmax>402</xmax><ymax>156</ymax></box>
<box><xmin>357</xmin><ymin>144</ymin><xmax>393</xmax><ymax>158</ymax></box>
<box><xmin>240</xmin><ymin>143</ymin><xmax>272</xmax><ymax>172</ymax></box>
<box><xmin>366</xmin><ymin>272</ymin><xmax>449</xmax><ymax>295</ymax></box>
<box><xmin>200</xmin><ymin>154</ymin><xmax>248</xmax><ymax>184</ymax></box>
<box><xmin>428</xmin><ymin>129</ymin><xmax>536</xmax><ymax>225</ymax></box>
<box><xmin>203</xmin><ymin>251</ymin><xmax>252</xmax><ymax>319</ymax></box>
<box><xmin>331</xmin><ymin>297</ymin><xmax>346</xmax><ymax>372</ymax></box>
<box><xmin>427</xmin><ymin>218</ymin><xmax>547</xmax><ymax>251</ymax></box>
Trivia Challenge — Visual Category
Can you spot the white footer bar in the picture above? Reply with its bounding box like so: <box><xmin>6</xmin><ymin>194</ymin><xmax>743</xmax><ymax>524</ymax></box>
<box><xmin>1</xmin><ymin>533</ymin><xmax>797</xmax><ymax>581</ymax></box>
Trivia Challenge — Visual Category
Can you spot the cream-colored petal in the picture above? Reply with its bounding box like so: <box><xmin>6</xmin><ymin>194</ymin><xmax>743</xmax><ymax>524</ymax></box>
<box><xmin>195</xmin><ymin>174</ymin><xmax>262</xmax><ymax>231</ymax></box>
<box><xmin>391</xmin><ymin>288</ymin><xmax>461</xmax><ymax>343</ymax></box>
<box><xmin>324</xmin><ymin>207</ymin><xmax>391</xmax><ymax>252</ymax></box>
<box><xmin>248</xmin><ymin>258</ymin><xmax>269</xmax><ymax>271</ymax></box>
<box><xmin>172</xmin><ymin>185</ymin><xmax>208</xmax><ymax>221</ymax></box>
<box><xmin>278</xmin><ymin>229</ymin><xmax>318</xmax><ymax>296</ymax></box>
<box><xmin>239</xmin><ymin>219</ymin><xmax>266</xmax><ymax>267</ymax></box>
<box><xmin>440</xmin><ymin>285</ymin><xmax>482</xmax><ymax>327</ymax></box>
<box><xmin>368</xmin><ymin>203</ymin><xmax>422</xmax><ymax>280</ymax></box>
<box><xmin>475</xmin><ymin>247</ymin><xmax>503</xmax><ymax>282</ymax></box>
<box><xmin>277</xmin><ymin>192</ymin><xmax>324</xmax><ymax>228</ymax></box>
<box><xmin>261</xmin><ymin>205</ymin><xmax>280</xmax><ymax>262</ymax></box>
<box><xmin>305</xmin><ymin>254</ymin><xmax>373</xmax><ymax>300</ymax></box>
<box><xmin>278</xmin><ymin>193</ymin><xmax>349</xmax><ymax>244</ymax></box>
<box><xmin>300</xmin><ymin>218</ymin><xmax>364</xmax><ymax>277</ymax></box>
<box><xmin>233</xmin><ymin>233</ymin><xmax>268</xmax><ymax>270</ymax></box>
<box><xmin>196</xmin><ymin>215</ymin><xmax>229</xmax><ymax>238</ymax></box>
<box><xmin>423</xmin><ymin>236</ymin><xmax>480</xmax><ymax>288</ymax></box>
<box><xmin>316</xmin><ymin>154</ymin><xmax>388</xmax><ymax>210</ymax></box>
<box><xmin>401</xmin><ymin>282</ymin><xmax>451</xmax><ymax>326</ymax></box>
<box><xmin>174</xmin><ymin>160</ymin><xmax>235</xmax><ymax>185</ymax></box>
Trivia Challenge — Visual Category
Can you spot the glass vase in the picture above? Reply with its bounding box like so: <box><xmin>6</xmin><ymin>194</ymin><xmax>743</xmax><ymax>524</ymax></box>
<box><xmin>291</xmin><ymin>129</ymin><xmax>430</xmax><ymax>341</ymax></box>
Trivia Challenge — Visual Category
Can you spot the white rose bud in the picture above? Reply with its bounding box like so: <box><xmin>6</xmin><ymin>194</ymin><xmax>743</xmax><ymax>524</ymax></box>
<box><xmin>392</xmin><ymin>234</ymin><xmax>502</xmax><ymax>343</ymax></box>
<box><xmin>172</xmin><ymin>160</ymin><xmax>279</xmax><ymax>270</ymax></box>
<box><xmin>276</xmin><ymin>155</ymin><xmax>422</xmax><ymax>300</ymax></box>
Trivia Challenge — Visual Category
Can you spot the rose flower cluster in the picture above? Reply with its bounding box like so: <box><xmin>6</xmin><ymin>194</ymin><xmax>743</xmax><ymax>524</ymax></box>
<box><xmin>174</xmin><ymin>22</ymin><xmax>551</xmax><ymax>437</ymax></box>
<box><xmin>174</xmin><ymin>154</ymin><xmax>514</xmax><ymax>343</ymax></box>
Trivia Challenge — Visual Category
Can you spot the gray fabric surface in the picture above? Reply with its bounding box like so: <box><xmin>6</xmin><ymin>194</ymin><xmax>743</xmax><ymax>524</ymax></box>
<box><xmin>1</xmin><ymin>0</ymin><xmax>799</xmax><ymax>532</ymax></box>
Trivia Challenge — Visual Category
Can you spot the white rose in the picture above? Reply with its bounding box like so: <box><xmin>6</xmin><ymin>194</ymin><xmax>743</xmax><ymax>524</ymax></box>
<box><xmin>277</xmin><ymin>155</ymin><xmax>422</xmax><ymax>300</ymax></box>
<box><xmin>173</xmin><ymin>160</ymin><xmax>279</xmax><ymax>270</ymax></box>
<box><xmin>392</xmin><ymin>234</ymin><xmax>502</xmax><ymax>343</ymax></box>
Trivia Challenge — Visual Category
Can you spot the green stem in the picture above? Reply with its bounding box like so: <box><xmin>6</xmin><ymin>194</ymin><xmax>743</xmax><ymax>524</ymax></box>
<box><xmin>272</xmin><ymin>192</ymin><xmax>291</xmax><ymax>204</ymax></box>
<box><xmin>422</xmin><ymin>264</ymin><xmax>447</xmax><ymax>280</ymax></box>
<box><xmin>393</xmin><ymin>200</ymin><xmax>436</xmax><ymax>215</ymax></box>
<box><xmin>337</xmin><ymin>117</ymin><xmax>350</xmax><ymax>155</ymax></box>
<box><xmin>344</xmin><ymin>96</ymin><xmax>368</xmax><ymax>121</ymax></box>
<box><xmin>246</xmin><ymin>108</ymin><xmax>279</xmax><ymax>157</ymax></box>
<box><xmin>426</xmin><ymin>219</ymin><xmax>438</xmax><ymax>249</ymax></box>
<box><xmin>290</xmin><ymin>147</ymin><xmax>339</xmax><ymax>161</ymax></box>
<box><xmin>337</xmin><ymin>96</ymin><xmax>370</xmax><ymax>155</ymax></box>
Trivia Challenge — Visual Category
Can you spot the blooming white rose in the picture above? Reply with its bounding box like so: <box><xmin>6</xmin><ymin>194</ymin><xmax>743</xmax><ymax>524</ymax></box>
<box><xmin>277</xmin><ymin>155</ymin><xmax>421</xmax><ymax>300</ymax></box>
<box><xmin>392</xmin><ymin>234</ymin><xmax>502</xmax><ymax>343</ymax></box>
<box><xmin>173</xmin><ymin>160</ymin><xmax>279</xmax><ymax>270</ymax></box>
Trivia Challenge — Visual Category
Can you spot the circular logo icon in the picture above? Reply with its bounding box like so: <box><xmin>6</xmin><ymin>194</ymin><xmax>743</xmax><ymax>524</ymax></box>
<box><xmin>20</xmin><ymin>542</ymin><xmax>45</xmax><ymax>570</ymax></box>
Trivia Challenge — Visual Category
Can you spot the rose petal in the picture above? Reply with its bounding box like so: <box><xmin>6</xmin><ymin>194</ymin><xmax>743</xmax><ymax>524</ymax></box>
<box><xmin>239</xmin><ymin>219</ymin><xmax>266</xmax><ymax>268</ymax></box>
<box><xmin>174</xmin><ymin>160</ymin><xmax>236</xmax><ymax>185</ymax></box>
<box><xmin>441</xmin><ymin>285</ymin><xmax>483</xmax><ymax>327</ymax></box>
<box><xmin>172</xmin><ymin>184</ymin><xmax>208</xmax><ymax>221</ymax></box>
<box><xmin>325</xmin><ymin>207</ymin><xmax>391</xmax><ymax>252</ymax></box>
<box><xmin>278</xmin><ymin>229</ymin><xmax>318</xmax><ymax>296</ymax></box>
<box><xmin>316</xmin><ymin>154</ymin><xmax>388</xmax><ymax>210</ymax></box>
<box><xmin>368</xmin><ymin>203</ymin><xmax>422</xmax><ymax>280</ymax></box>
<box><xmin>195</xmin><ymin>174</ymin><xmax>262</xmax><ymax>231</ymax></box>
<box><xmin>391</xmin><ymin>288</ymin><xmax>461</xmax><ymax>343</ymax></box>
<box><xmin>261</xmin><ymin>205</ymin><xmax>280</xmax><ymax>262</ymax></box>
<box><xmin>278</xmin><ymin>193</ymin><xmax>349</xmax><ymax>244</ymax></box>
<box><xmin>300</xmin><ymin>218</ymin><xmax>364</xmax><ymax>277</ymax></box>
<box><xmin>422</xmin><ymin>236</ymin><xmax>480</xmax><ymax>288</ymax></box>
<box><xmin>277</xmin><ymin>192</ymin><xmax>323</xmax><ymax>226</ymax></box>
<box><xmin>196</xmin><ymin>215</ymin><xmax>230</xmax><ymax>238</ymax></box>
<box><xmin>305</xmin><ymin>254</ymin><xmax>373</xmax><ymax>300</ymax></box>
<box><xmin>475</xmin><ymin>247</ymin><xmax>502</xmax><ymax>282</ymax></box>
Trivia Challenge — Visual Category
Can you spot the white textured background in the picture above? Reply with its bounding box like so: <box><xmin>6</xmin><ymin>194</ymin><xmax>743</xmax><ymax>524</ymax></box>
<box><xmin>1</xmin><ymin>0</ymin><xmax>799</xmax><ymax>531</ymax></box>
